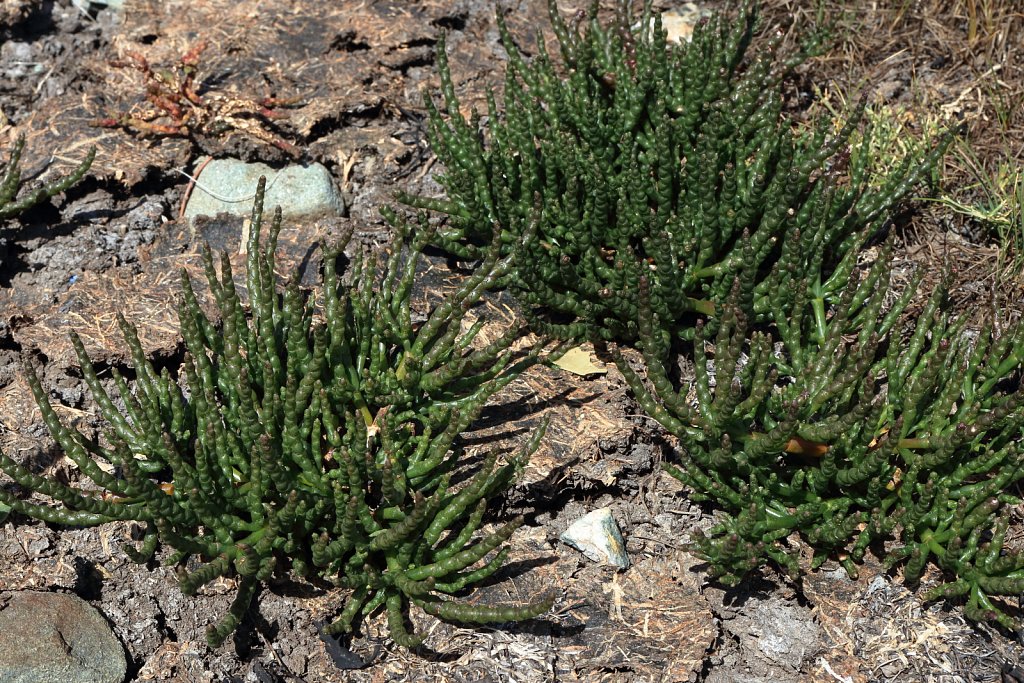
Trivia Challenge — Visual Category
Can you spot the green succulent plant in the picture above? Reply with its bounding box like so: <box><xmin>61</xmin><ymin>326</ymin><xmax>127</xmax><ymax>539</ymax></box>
<box><xmin>1</xmin><ymin>134</ymin><xmax>94</xmax><ymax>261</ymax></box>
<box><xmin>401</xmin><ymin>0</ymin><xmax>951</xmax><ymax>343</ymax></box>
<box><xmin>614</xmin><ymin>243</ymin><xmax>1024</xmax><ymax>628</ymax></box>
<box><xmin>1</xmin><ymin>134</ymin><xmax>94</xmax><ymax>220</ymax></box>
<box><xmin>0</xmin><ymin>178</ymin><xmax>558</xmax><ymax>647</ymax></box>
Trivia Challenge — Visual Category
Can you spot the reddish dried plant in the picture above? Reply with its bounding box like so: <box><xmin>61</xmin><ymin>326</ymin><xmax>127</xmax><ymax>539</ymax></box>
<box><xmin>95</xmin><ymin>41</ymin><xmax>301</xmax><ymax>157</ymax></box>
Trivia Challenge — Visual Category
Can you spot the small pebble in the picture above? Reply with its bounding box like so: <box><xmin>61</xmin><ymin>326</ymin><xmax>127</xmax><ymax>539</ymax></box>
<box><xmin>560</xmin><ymin>507</ymin><xmax>630</xmax><ymax>569</ymax></box>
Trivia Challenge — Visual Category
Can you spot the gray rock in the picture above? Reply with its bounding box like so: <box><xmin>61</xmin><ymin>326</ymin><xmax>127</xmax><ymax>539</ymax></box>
<box><xmin>747</xmin><ymin>597</ymin><xmax>821</xmax><ymax>669</ymax></box>
<box><xmin>0</xmin><ymin>591</ymin><xmax>126</xmax><ymax>683</ymax></box>
<box><xmin>71</xmin><ymin>0</ymin><xmax>125</xmax><ymax>11</ymax></box>
<box><xmin>183</xmin><ymin>158</ymin><xmax>343</xmax><ymax>226</ymax></box>
<box><xmin>0</xmin><ymin>42</ymin><xmax>37</xmax><ymax>80</ymax></box>
<box><xmin>560</xmin><ymin>507</ymin><xmax>630</xmax><ymax>568</ymax></box>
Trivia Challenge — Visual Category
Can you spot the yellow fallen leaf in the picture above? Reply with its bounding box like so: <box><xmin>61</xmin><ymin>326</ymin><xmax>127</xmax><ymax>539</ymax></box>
<box><xmin>783</xmin><ymin>436</ymin><xmax>829</xmax><ymax>458</ymax></box>
<box><xmin>553</xmin><ymin>346</ymin><xmax>608</xmax><ymax>377</ymax></box>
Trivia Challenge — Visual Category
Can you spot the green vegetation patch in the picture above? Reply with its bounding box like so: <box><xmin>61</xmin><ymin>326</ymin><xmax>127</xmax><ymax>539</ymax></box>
<box><xmin>0</xmin><ymin>178</ymin><xmax>558</xmax><ymax>647</ymax></box>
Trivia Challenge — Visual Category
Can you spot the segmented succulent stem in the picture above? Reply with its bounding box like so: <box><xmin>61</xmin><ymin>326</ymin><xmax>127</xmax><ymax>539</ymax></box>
<box><xmin>0</xmin><ymin>135</ymin><xmax>95</xmax><ymax>221</ymax></box>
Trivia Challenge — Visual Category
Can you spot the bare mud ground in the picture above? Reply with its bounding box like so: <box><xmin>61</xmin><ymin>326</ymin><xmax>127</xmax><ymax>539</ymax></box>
<box><xmin>0</xmin><ymin>1</ymin><xmax>1022</xmax><ymax>681</ymax></box>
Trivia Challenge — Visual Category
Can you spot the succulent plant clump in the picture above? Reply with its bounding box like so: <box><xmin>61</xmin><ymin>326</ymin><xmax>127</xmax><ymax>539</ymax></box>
<box><xmin>0</xmin><ymin>177</ymin><xmax>558</xmax><ymax>647</ymax></box>
<box><xmin>616</xmin><ymin>240</ymin><xmax>1024</xmax><ymax>628</ymax></box>
<box><xmin>401</xmin><ymin>0</ymin><xmax>952</xmax><ymax>343</ymax></box>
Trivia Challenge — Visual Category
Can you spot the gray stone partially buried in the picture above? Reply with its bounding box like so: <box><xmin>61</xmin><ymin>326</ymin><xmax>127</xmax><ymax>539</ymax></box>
<box><xmin>183</xmin><ymin>157</ymin><xmax>344</xmax><ymax>225</ymax></box>
<box><xmin>0</xmin><ymin>591</ymin><xmax>127</xmax><ymax>683</ymax></box>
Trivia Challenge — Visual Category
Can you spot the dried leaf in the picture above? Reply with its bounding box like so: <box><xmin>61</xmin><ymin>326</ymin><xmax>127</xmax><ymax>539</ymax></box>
<box><xmin>553</xmin><ymin>346</ymin><xmax>607</xmax><ymax>377</ymax></box>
